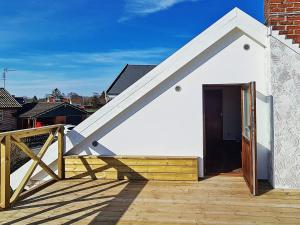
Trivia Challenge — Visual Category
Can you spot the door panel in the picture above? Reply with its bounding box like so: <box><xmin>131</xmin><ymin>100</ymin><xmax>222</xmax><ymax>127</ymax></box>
<box><xmin>241</xmin><ymin>82</ymin><xmax>258</xmax><ymax>196</ymax></box>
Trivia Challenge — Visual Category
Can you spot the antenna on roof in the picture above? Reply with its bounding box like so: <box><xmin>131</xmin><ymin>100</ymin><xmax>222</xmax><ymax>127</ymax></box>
<box><xmin>2</xmin><ymin>68</ymin><xmax>16</xmax><ymax>89</ymax></box>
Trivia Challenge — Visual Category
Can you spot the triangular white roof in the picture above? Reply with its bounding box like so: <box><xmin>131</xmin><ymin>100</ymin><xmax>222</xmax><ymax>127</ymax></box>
<box><xmin>67</xmin><ymin>8</ymin><xmax>268</xmax><ymax>148</ymax></box>
<box><xmin>11</xmin><ymin>8</ymin><xmax>271</xmax><ymax>188</ymax></box>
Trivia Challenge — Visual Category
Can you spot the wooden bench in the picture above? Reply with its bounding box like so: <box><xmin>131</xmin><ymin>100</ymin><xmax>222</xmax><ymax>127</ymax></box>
<box><xmin>64</xmin><ymin>155</ymin><xmax>199</xmax><ymax>181</ymax></box>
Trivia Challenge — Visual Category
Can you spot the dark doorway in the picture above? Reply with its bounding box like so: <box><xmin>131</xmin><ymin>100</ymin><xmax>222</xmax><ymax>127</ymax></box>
<box><xmin>204</xmin><ymin>90</ymin><xmax>223</xmax><ymax>144</ymax></box>
<box><xmin>204</xmin><ymin>85</ymin><xmax>242</xmax><ymax>175</ymax></box>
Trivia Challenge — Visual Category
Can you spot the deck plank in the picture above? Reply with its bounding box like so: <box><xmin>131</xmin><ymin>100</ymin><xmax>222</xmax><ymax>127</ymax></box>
<box><xmin>0</xmin><ymin>176</ymin><xmax>300</xmax><ymax>224</ymax></box>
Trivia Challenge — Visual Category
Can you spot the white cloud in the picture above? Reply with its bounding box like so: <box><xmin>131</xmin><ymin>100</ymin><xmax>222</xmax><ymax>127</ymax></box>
<box><xmin>7</xmin><ymin>72</ymin><xmax>111</xmax><ymax>97</ymax></box>
<box><xmin>2</xmin><ymin>48</ymin><xmax>172</xmax><ymax>70</ymax></box>
<box><xmin>120</xmin><ymin>0</ymin><xmax>199</xmax><ymax>21</ymax></box>
<box><xmin>2</xmin><ymin>47</ymin><xmax>174</xmax><ymax>97</ymax></box>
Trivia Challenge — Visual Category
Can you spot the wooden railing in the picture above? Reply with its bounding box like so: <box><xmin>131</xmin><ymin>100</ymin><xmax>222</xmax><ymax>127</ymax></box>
<box><xmin>0</xmin><ymin>125</ymin><xmax>65</xmax><ymax>209</ymax></box>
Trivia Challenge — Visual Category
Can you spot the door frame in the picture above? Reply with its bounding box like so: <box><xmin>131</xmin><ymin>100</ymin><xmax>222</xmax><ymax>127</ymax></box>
<box><xmin>202</xmin><ymin>84</ymin><xmax>243</xmax><ymax>176</ymax></box>
<box><xmin>241</xmin><ymin>82</ymin><xmax>258</xmax><ymax>195</ymax></box>
<box><xmin>202</xmin><ymin>83</ymin><xmax>258</xmax><ymax>195</ymax></box>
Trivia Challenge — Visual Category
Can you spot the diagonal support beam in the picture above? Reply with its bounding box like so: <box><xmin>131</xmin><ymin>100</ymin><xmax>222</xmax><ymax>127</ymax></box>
<box><xmin>10</xmin><ymin>129</ymin><xmax>58</xmax><ymax>204</ymax></box>
<box><xmin>1</xmin><ymin>135</ymin><xmax>11</xmax><ymax>209</ymax></box>
<box><xmin>11</xmin><ymin>135</ymin><xmax>59</xmax><ymax>181</ymax></box>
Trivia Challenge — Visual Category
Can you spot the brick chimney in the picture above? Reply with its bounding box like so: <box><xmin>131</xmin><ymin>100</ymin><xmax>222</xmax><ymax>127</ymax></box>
<box><xmin>265</xmin><ymin>0</ymin><xmax>300</xmax><ymax>44</ymax></box>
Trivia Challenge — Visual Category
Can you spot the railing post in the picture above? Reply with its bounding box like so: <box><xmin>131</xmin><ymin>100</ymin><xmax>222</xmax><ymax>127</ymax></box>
<box><xmin>1</xmin><ymin>135</ymin><xmax>11</xmax><ymax>209</ymax></box>
<box><xmin>57</xmin><ymin>126</ymin><xmax>65</xmax><ymax>179</ymax></box>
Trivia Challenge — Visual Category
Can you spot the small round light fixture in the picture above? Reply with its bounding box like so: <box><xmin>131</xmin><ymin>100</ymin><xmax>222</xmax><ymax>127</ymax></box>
<box><xmin>175</xmin><ymin>86</ymin><xmax>182</xmax><ymax>92</ymax></box>
<box><xmin>244</xmin><ymin>44</ymin><xmax>250</xmax><ymax>51</ymax></box>
<box><xmin>92</xmin><ymin>141</ymin><xmax>98</xmax><ymax>147</ymax></box>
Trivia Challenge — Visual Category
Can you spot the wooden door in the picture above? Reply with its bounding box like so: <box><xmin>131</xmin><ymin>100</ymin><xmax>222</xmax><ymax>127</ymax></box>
<box><xmin>241</xmin><ymin>82</ymin><xmax>258</xmax><ymax>195</ymax></box>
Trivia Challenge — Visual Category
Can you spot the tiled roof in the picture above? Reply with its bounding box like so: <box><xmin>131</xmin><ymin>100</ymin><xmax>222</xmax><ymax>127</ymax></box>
<box><xmin>107</xmin><ymin>64</ymin><xmax>156</xmax><ymax>95</ymax></box>
<box><xmin>0</xmin><ymin>88</ymin><xmax>22</xmax><ymax>108</ymax></box>
<box><xmin>17</xmin><ymin>102</ymin><xmax>87</xmax><ymax>118</ymax></box>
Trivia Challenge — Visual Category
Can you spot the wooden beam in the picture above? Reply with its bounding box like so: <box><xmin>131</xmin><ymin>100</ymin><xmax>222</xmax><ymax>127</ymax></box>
<box><xmin>1</xmin><ymin>136</ymin><xmax>11</xmax><ymax>209</ymax></box>
<box><xmin>10</xmin><ymin>130</ymin><xmax>57</xmax><ymax>204</ymax></box>
<box><xmin>0</xmin><ymin>124</ymin><xmax>63</xmax><ymax>139</ymax></box>
<box><xmin>57</xmin><ymin>126</ymin><xmax>65</xmax><ymax>179</ymax></box>
<box><xmin>11</xmin><ymin>135</ymin><xmax>59</xmax><ymax>181</ymax></box>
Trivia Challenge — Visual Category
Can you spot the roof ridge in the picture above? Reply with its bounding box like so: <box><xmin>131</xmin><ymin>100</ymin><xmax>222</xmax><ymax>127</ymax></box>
<box><xmin>18</xmin><ymin>101</ymin><xmax>85</xmax><ymax>118</ymax></box>
<box><xmin>127</xmin><ymin>64</ymin><xmax>157</xmax><ymax>66</ymax></box>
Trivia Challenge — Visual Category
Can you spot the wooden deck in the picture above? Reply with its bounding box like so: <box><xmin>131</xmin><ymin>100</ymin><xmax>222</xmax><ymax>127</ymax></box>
<box><xmin>1</xmin><ymin>176</ymin><xmax>300</xmax><ymax>225</ymax></box>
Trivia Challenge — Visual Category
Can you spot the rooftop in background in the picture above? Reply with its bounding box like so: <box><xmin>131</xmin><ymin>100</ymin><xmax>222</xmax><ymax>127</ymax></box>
<box><xmin>107</xmin><ymin>64</ymin><xmax>156</xmax><ymax>96</ymax></box>
<box><xmin>17</xmin><ymin>102</ymin><xmax>87</xmax><ymax>118</ymax></box>
<box><xmin>0</xmin><ymin>88</ymin><xmax>22</xmax><ymax>108</ymax></box>
<box><xmin>13</xmin><ymin>96</ymin><xmax>26</xmax><ymax>105</ymax></box>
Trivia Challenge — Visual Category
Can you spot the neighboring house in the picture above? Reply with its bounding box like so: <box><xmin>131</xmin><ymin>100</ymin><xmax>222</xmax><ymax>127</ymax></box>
<box><xmin>17</xmin><ymin>102</ymin><xmax>88</xmax><ymax>129</ymax></box>
<box><xmin>69</xmin><ymin>96</ymin><xmax>83</xmax><ymax>107</ymax></box>
<box><xmin>107</xmin><ymin>64</ymin><xmax>156</xmax><ymax>99</ymax></box>
<box><xmin>12</xmin><ymin>4</ymin><xmax>300</xmax><ymax>195</ymax></box>
<box><xmin>13</xmin><ymin>96</ymin><xmax>26</xmax><ymax>105</ymax></box>
<box><xmin>47</xmin><ymin>95</ymin><xmax>69</xmax><ymax>103</ymax></box>
<box><xmin>0</xmin><ymin>88</ymin><xmax>22</xmax><ymax>132</ymax></box>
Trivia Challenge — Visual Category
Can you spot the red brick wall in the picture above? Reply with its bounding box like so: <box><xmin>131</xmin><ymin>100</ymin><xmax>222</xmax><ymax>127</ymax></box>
<box><xmin>265</xmin><ymin>0</ymin><xmax>300</xmax><ymax>44</ymax></box>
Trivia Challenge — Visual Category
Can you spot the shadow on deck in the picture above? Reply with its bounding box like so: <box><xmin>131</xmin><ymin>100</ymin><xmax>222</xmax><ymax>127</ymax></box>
<box><xmin>1</xmin><ymin>179</ymin><xmax>147</xmax><ymax>225</ymax></box>
<box><xmin>0</xmin><ymin>176</ymin><xmax>300</xmax><ymax>225</ymax></box>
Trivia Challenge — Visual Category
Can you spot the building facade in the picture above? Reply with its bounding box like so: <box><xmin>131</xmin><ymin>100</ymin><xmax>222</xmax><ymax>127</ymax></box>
<box><xmin>12</xmin><ymin>4</ymin><xmax>300</xmax><ymax>192</ymax></box>
<box><xmin>17</xmin><ymin>102</ymin><xmax>88</xmax><ymax>129</ymax></box>
<box><xmin>0</xmin><ymin>88</ymin><xmax>22</xmax><ymax>132</ymax></box>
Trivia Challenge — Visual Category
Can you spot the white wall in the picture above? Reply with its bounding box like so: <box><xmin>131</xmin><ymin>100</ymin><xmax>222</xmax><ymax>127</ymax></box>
<box><xmin>68</xmin><ymin>30</ymin><xmax>271</xmax><ymax>179</ymax></box>
<box><xmin>270</xmin><ymin>36</ymin><xmax>300</xmax><ymax>189</ymax></box>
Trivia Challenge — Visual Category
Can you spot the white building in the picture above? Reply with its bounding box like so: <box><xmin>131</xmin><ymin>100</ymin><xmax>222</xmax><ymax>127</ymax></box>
<box><xmin>13</xmin><ymin>7</ymin><xmax>300</xmax><ymax>195</ymax></box>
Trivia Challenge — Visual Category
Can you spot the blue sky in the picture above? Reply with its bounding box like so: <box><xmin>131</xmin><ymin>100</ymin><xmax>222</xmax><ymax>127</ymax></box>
<box><xmin>0</xmin><ymin>0</ymin><xmax>264</xmax><ymax>97</ymax></box>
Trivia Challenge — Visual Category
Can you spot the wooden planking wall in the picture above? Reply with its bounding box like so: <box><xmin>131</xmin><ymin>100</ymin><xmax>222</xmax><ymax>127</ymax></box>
<box><xmin>0</xmin><ymin>109</ymin><xmax>18</xmax><ymax>132</ymax></box>
<box><xmin>64</xmin><ymin>155</ymin><xmax>199</xmax><ymax>181</ymax></box>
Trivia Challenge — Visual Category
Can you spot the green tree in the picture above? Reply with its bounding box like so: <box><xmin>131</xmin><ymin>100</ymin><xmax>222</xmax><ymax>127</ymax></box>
<box><xmin>51</xmin><ymin>88</ymin><xmax>64</xmax><ymax>101</ymax></box>
<box><xmin>32</xmin><ymin>96</ymin><xmax>38</xmax><ymax>103</ymax></box>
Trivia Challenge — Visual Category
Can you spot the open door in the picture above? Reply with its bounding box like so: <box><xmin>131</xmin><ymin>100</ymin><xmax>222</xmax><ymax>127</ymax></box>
<box><xmin>241</xmin><ymin>82</ymin><xmax>258</xmax><ymax>196</ymax></box>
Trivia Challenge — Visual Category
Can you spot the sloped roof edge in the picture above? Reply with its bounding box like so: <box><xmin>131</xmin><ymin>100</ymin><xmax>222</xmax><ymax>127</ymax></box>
<box><xmin>18</xmin><ymin>102</ymin><xmax>87</xmax><ymax>118</ymax></box>
<box><xmin>106</xmin><ymin>64</ymin><xmax>129</xmax><ymax>95</ymax></box>
<box><xmin>68</xmin><ymin>8</ymin><xmax>268</xmax><ymax>149</ymax></box>
<box><xmin>0</xmin><ymin>88</ymin><xmax>22</xmax><ymax>108</ymax></box>
<box><xmin>107</xmin><ymin>64</ymin><xmax>157</xmax><ymax>95</ymax></box>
